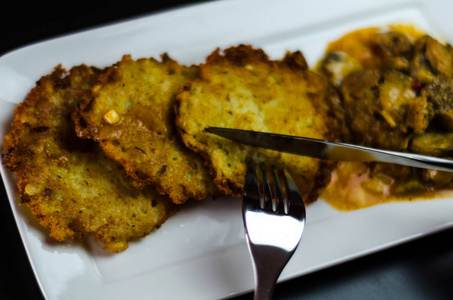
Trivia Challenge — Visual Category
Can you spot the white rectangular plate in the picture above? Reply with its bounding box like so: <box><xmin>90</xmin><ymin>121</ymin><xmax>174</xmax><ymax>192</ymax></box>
<box><xmin>2</xmin><ymin>0</ymin><xmax>453</xmax><ymax>299</ymax></box>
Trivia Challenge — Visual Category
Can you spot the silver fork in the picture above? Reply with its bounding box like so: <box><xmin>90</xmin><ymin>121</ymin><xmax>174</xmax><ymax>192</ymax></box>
<box><xmin>242</xmin><ymin>165</ymin><xmax>306</xmax><ymax>300</ymax></box>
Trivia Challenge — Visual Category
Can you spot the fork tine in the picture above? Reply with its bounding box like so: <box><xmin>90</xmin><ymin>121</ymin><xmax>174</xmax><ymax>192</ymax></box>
<box><xmin>283</xmin><ymin>170</ymin><xmax>306</xmax><ymax>218</ymax></box>
<box><xmin>243</xmin><ymin>166</ymin><xmax>260</xmax><ymax>210</ymax></box>
<box><xmin>260</xmin><ymin>164</ymin><xmax>273</xmax><ymax>210</ymax></box>
<box><xmin>272</xmin><ymin>168</ymin><xmax>285</xmax><ymax>214</ymax></box>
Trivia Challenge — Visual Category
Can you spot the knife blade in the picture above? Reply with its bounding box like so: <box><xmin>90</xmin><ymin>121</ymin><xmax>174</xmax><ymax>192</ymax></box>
<box><xmin>205</xmin><ymin>127</ymin><xmax>453</xmax><ymax>172</ymax></box>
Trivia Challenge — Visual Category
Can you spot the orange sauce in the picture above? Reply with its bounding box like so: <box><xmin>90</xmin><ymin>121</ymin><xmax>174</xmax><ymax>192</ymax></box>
<box><xmin>326</xmin><ymin>24</ymin><xmax>426</xmax><ymax>69</ymax></box>
<box><xmin>318</xmin><ymin>25</ymin><xmax>453</xmax><ymax>210</ymax></box>
<box><xmin>321</xmin><ymin>161</ymin><xmax>453</xmax><ymax>211</ymax></box>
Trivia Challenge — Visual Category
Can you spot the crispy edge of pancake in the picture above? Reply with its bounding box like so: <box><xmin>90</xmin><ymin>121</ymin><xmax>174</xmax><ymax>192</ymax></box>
<box><xmin>2</xmin><ymin>65</ymin><xmax>175</xmax><ymax>252</ymax></box>
<box><xmin>73</xmin><ymin>54</ymin><xmax>219</xmax><ymax>204</ymax></box>
<box><xmin>175</xmin><ymin>45</ymin><xmax>336</xmax><ymax>203</ymax></box>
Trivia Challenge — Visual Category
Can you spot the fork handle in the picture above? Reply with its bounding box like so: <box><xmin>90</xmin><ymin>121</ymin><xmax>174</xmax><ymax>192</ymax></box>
<box><xmin>254</xmin><ymin>272</ymin><xmax>278</xmax><ymax>300</ymax></box>
<box><xmin>251</xmin><ymin>245</ymin><xmax>292</xmax><ymax>300</ymax></box>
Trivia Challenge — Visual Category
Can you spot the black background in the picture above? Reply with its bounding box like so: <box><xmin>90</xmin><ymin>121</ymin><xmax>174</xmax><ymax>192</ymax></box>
<box><xmin>2</xmin><ymin>1</ymin><xmax>453</xmax><ymax>299</ymax></box>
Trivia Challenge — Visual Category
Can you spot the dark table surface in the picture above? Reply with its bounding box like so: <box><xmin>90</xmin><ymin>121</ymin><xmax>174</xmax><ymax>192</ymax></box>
<box><xmin>2</xmin><ymin>1</ymin><xmax>453</xmax><ymax>299</ymax></box>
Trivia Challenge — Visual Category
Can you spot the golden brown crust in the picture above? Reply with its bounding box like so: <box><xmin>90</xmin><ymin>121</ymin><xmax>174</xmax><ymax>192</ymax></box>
<box><xmin>175</xmin><ymin>45</ymin><xmax>335</xmax><ymax>204</ymax></box>
<box><xmin>2</xmin><ymin>65</ymin><xmax>175</xmax><ymax>252</ymax></box>
<box><xmin>73</xmin><ymin>55</ymin><xmax>218</xmax><ymax>204</ymax></box>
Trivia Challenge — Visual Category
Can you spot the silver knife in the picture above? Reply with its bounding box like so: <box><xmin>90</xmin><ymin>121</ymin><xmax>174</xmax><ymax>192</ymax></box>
<box><xmin>205</xmin><ymin>127</ymin><xmax>453</xmax><ymax>172</ymax></box>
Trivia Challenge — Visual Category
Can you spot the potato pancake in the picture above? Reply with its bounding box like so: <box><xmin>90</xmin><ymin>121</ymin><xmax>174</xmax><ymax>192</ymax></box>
<box><xmin>74</xmin><ymin>55</ymin><xmax>218</xmax><ymax>204</ymax></box>
<box><xmin>175</xmin><ymin>45</ymin><xmax>338</xmax><ymax>204</ymax></box>
<box><xmin>316</xmin><ymin>25</ymin><xmax>453</xmax><ymax>210</ymax></box>
<box><xmin>2</xmin><ymin>65</ymin><xmax>174</xmax><ymax>252</ymax></box>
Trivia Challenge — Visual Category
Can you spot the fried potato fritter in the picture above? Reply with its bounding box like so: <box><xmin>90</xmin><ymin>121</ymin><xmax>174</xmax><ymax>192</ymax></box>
<box><xmin>2</xmin><ymin>65</ymin><xmax>174</xmax><ymax>252</ymax></box>
<box><xmin>175</xmin><ymin>45</ymin><xmax>336</xmax><ymax>204</ymax></box>
<box><xmin>74</xmin><ymin>55</ymin><xmax>218</xmax><ymax>204</ymax></box>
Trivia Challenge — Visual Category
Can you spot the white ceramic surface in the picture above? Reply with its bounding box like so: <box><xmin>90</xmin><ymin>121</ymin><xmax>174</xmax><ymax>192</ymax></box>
<box><xmin>1</xmin><ymin>0</ymin><xmax>453</xmax><ymax>299</ymax></box>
